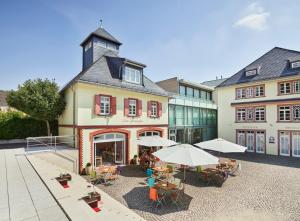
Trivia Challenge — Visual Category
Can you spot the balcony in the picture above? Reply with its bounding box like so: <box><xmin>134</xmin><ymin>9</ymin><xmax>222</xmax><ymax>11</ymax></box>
<box><xmin>169</xmin><ymin>95</ymin><xmax>217</xmax><ymax>109</ymax></box>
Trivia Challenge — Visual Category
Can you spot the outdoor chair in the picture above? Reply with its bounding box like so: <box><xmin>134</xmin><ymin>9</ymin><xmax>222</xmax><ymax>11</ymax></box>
<box><xmin>170</xmin><ymin>185</ymin><xmax>184</xmax><ymax>209</ymax></box>
<box><xmin>149</xmin><ymin>187</ymin><xmax>165</xmax><ymax>208</ymax></box>
<box><xmin>86</xmin><ymin>170</ymin><xmax>97</xmax><ymax>183</ymax></box>
<box><xmin>228</xmin><ymin>163</ymin><xmax>241</xmax><ymax>176</ymax></box>
<box><xmin>147</xmin><ymin>177</ymin><xmax>156</xmax><ymax>188</ymax></box>
<box><xmin>146</xmin><ymin>168</ymin><xmax>153</xmax><ymax>178</ymax></box>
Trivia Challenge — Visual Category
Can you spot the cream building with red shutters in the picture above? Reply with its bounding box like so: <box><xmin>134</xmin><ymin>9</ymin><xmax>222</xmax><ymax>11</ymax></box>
<box><xmin>59</xmin><ymin>26</ymin><xmax>169</xmax><ymax>172</ymax></box>
<box><xmin>216</xmin><ymin>47</ymin><xmax>300</xmax><ymax>157</ymax></box>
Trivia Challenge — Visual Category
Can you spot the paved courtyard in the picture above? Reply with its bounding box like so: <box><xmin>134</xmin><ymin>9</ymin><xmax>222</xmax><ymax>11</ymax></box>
<box><xmin>96</xmin><ymin>154</ymin><xmax>300</xmax><ymax>221</ymax></box>
<box><xmin>0</xmin><ymin>148</ymin><xmax>68</xmax><ymax>221</ymax></box>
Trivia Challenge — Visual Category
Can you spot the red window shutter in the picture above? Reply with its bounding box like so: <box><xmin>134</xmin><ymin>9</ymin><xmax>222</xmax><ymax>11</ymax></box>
<box><xmin>137</xmin><ymin>100</ymin><xmax>142</xmax><ymax>117</ymax></box>
<box><xmin>111</xmin><ymin>97</ymin><xmax>116</xmax><ymax>115</ymax></box>
<box><xmin>124</xmin><ymin>98</ymin><xmax>129</xmax><ymax>116</ymax></box>
<box><xmin>158</xmin><ymin>102</ymin><xmax>162</xmax><ymax>117</ymax></box>
<box><xmin>147</xmin><ymin>101</ymin><xmax>152</xmax><ymax>117</ymax></box>
<box><xmin>94</xmin><ymin>95</ymin><xmax>101</xmax><ymax>115</ymax></box>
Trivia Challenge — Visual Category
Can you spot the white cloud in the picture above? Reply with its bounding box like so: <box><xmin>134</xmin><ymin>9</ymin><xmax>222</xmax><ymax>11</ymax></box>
<box><xmin>234</xmin><ymin>2</ymin><xmax>270</xmax><ymax>31</ymax></box>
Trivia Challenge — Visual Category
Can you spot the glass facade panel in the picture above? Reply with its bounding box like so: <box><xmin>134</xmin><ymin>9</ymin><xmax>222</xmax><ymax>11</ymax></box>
<box><xmin>175</xmin><ymin>106</ymin><xmax>184</xmax><ymax>126</ymax></box>
<box><xmin>169</xmin><ymin>105</ymin><xmax>175</xmax><ymax>127</ymax></box>
<box><xmin>187</xmin><ymin>107</ymin><xmax>193</xmax><ymax>126</ymax></box>
<box><xmin>193</xmin><ymin>108</ymin><xmax>199</xmax><ymax>126</ymax></box>
<box><xmin>179</xmin><ymin>86</ymin><xmax>186</xmax><ymax>96</ymax></box>
<box><xmin>194</xmin><ymin>89</ymin><xmax>200</xmax><ymax>98</ymax></box>
<box><xmin>186</xmin><ymin>87</ymin><xmax>193</xmax><ymax>97</ymax></box>
<box><xmin>168</xmin><ymin>104</ymin><xmax>217</xmax><ymax>144</ymax></box>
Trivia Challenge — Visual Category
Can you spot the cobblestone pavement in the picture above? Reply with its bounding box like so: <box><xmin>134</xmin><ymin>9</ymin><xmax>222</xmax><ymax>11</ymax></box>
<box><xmin>96</xmin><ymin>154</ymin><xmax>300</xmax><ymax>221</ymax></box>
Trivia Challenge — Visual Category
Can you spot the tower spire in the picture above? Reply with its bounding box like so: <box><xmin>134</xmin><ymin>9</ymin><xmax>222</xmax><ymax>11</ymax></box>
<box><xmin>100</xmin><ymin>19</ymin><xmax>103</xmax><ymax>29</ymax></box>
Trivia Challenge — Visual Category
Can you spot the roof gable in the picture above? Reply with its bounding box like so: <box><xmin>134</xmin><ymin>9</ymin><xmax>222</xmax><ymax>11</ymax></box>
<box><xmin>218</xmin><ymin>47</ymin><xmax>300</xmax><ymax>87</ymax></box>
<box><xmin>80</xmin><ymin>28</ymin><xmax>122</xmax><ymax>46</ymax></box>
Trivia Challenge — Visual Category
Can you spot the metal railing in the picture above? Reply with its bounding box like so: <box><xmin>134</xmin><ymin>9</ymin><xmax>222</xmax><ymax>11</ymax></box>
<box><xmin>26</xmin><ymin>135</ymin><xmax>78</xmax><ymax>174</ymax></box>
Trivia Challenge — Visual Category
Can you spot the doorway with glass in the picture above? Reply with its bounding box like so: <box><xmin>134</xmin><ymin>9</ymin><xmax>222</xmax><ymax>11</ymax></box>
<box><xmin>93</xmin><ymin>133</ymin><xmax>126</xmax><ymax>168</ymax></box>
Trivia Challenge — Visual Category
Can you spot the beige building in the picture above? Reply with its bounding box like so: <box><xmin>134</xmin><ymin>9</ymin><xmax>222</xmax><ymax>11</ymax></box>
<box><xmin>59</xmin><ymin>26</ymin><xmax>169</xmax><ymax>172</ymax></box>
<box><xmin>216</xmin><ymin>47</ymin><xmax>300</xmax><ymax>157</ymax></box>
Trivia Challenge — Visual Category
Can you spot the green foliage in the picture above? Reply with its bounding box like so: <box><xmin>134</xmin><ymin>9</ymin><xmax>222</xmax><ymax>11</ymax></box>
<box><xmin>7</xmin><ymin>79</ymin><xmax>65</xmax><ymax>121</ymax></box>
<box><xmin>6</xmin><ymin>79</ymin><xmax>65</xmax><ymax>135</ymax></box>
<box><xmin>0</xmin><ymin>111</ymin><xmax>58</xmax><ymax>139</ymax></box>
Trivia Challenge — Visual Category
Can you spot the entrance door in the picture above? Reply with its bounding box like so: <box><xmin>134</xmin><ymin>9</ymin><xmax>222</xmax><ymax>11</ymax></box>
<box><xmin>292</xmin><ymin>132</ymin><xmax>300</xmax><ymax>157</ymax></box>
<box><xmin>279</xmin><ymin>132</ymin><xmax>290</xmax><ymax>156</ymax></box>
<box><xmin>246</xmin><ymin>131</ymin><xmax>254</xmax><ymax>152</ymax></box>
<box><xmin>256</xmin><ymin>131</ymin><xmax>265</xmax><ymax>154</ymax></box>
<box><xmin>93</xmin><ymin>133</ymin><xmax>126</xmax><ymax>167</ymax></box>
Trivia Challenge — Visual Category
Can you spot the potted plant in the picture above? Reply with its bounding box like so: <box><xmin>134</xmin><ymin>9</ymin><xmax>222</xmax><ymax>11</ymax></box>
<box><xmin>85</xmin><ymin>162</ymin><xmax>92</xmax><ymax>175</ymax></box>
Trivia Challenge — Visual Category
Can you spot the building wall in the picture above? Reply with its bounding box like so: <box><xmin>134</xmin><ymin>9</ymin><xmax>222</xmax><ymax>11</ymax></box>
<box><xmin>75</xmin><ymin>82</ymin><xmax>168</xmax><ymax>126</ymax></box>
<box><xmin>217</xmin><ymin>75</ymin><xmax>300</xmax><ymax>156</ymax></box>
<box><xmin>59</xmin><ymin>82</ymin><xmax>169</xmax><ymax>170</ymax></box>
<box><xmin>79</xmin><ymin>126</ymin><xmax>168</xmax><ymax>169</ymax></box>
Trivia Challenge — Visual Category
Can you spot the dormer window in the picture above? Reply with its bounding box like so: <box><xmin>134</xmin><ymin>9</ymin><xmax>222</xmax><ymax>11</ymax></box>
<box><xmin>291</xmin><ymin>61</ymin><xmax>300</xmax><ymax>69</ymax></box>
<box><xmin>245</xmin><ymin>69</ymin><xmax>257</xmax><ymax>77</ymax></box>
<box><xmin>124</xmin><ymin>66</ymin><xmax>141</xmax><ymax>84</ymax></box>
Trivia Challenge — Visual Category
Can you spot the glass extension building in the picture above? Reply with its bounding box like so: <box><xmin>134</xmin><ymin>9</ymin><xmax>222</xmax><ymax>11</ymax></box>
<box><xmin>157</xmin><ymin>77</ymin><xmax>217</xmax><ymax>144</ymax></box>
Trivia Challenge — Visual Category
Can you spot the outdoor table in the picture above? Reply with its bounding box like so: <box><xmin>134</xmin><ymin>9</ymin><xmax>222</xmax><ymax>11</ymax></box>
<box><xmin>155</xmin><ymin>181</ymin><xmax>177</xmax><ymax>191</ymax></box>
<box><xmin>153</xmin><ymin>166</ymin><xmax>170</xmax><ymax>178</ymax></box>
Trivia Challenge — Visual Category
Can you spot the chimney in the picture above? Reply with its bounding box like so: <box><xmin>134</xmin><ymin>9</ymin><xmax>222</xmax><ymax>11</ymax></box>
<box><xmin>216</xmin><ymin>76</ymin><xmax>218</xmax><ymax>80</ymax></box>
<box><xmin>221</xmin><ymin>75</ymin><xmax>223</xmax><ymax>79</ymax></box>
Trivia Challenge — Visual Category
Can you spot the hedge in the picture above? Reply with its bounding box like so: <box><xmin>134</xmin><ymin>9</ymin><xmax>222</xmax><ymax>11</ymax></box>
<box><xmin>0</xmin><ymin>111</ymin><xmax>58</xmax><ymax>139</ymax></box>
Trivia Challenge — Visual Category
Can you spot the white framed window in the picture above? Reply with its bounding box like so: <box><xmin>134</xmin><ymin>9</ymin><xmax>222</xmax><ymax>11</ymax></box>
<box><xmin>246</xmin><ymin>87</ymin><xmax>254</xmax><ymax>98</ymax></box>
<box><xmin>279</xmin><ymin>106</ymin><xmax>291</xmax><ymax>121</ymax></box>
<box><xmin>100</xmin><ymin>96</ymin><xmax>110</xmax><ymax>115</ymax></box>
<box><xmin>293</xmin><ymin>81</ymin><xmax>300</xmax><ymax>93</ymax></box>
<box><xmin>293</xmin><ymin>105</ymin><xmax>300</xmax><ymax>121</ymax></box>
<box><xmin>247</xmin><ymin>108</ymin><xmax>254</xmax><ymax>121</ymax></box>
<box><xmin>128</xmin><ymin>99</ymin><xmax>137</xmax><ymax>116</ymax></box>
<box><xmin>245</xmin><ymin>69</ymin><xmax>257</xmax><ymax>76</ymax></box>
<box><xmin>236</xmin><ymin>108</ymin><xmax>246</xmax><ymax>122</ymax></box>
<box><xmin>246</xmin><ymin>131</ymin><xmax>255</xmax><ymax>152</ymax></box>
<box><xmin>236</xmin><ymin>88</ymin><xmax>242</xmax><ymax>99</ymax></box>
<box><xmin>291</xmin><ymin>61</ymin><xmax>300</xmax><ymax>69</ymax></box>
<box><xmin>255</xmin><ymin>107</ymin><xmax>265</xmax><ymax>121</ymax></box>
<box><xmin>279</xmin><ymin>82</ymin><xmax>291</xmax><ymax>94</ymax></box>
<box><xmin>124</xmin><ymin>66</ymin><xmax>141</xmax><ymax>84</ymax></box>
<box><xmin>84</xmin><ymin>41</ymin><xmax>92</xmax><ymax>51</ymax></box>
<box><xmin>256</xmin><ymin>131</ymin><xmax>265</xmax><ymax>153</ymax></box>
<box><xmin>280</xmin><ymin>131</ymin><xmax>290</xmax><ymax>156</ymax></box>
<box><xmin>140</xmin><ymin>131</ymin><xmax>160</xmax><ymax>137</ymax></box>
<box><xmin>150</xmin><ymin>102</ymin><xmax>158</xmax><ymax>117</ymax></box>
<box><xmin>255</xmin><ymin>85</ymin><xmax>264</xmax><ymax>97</ymax></box>
<box><xmin>292</xmin><ymin>132</ymin><xmax>300</xmax><ymax>157</ymax></box>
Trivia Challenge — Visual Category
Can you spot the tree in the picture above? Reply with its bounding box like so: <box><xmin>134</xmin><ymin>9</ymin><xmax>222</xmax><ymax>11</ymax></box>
<box><xmin>6</xmin><ymin>79</ymin><xmax>65</xmax><ymax>136</ymax></box>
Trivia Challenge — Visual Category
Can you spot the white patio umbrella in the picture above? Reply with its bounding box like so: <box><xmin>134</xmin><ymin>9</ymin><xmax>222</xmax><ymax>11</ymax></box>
<box><xmin>152</xmin><ymin>144</ymin><xmax>219</xmax><ymax>181</ymax></box>
<box><xmin>136</xmin><ymin>135</ymin><xmax>177</xmax><ymax>147</ymax></box>
<box><xmin>194</xmin><ymin>138</ymin><xmax>247</xmax><ymax>153</ymax></box>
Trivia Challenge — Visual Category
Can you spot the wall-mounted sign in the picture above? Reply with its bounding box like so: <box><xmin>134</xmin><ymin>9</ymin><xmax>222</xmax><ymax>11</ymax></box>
<box><xmin>269</xmin><ymin>136</ymin><xmax>275</xmax><ymax>144</ymax></box>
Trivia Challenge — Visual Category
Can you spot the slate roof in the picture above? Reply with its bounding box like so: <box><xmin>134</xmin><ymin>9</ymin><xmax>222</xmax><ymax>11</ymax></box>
<box><xmin>202</xmin><ymin>78</ymin><xmax>228</xmax><ymax>88</ymax></box>
<box><xmin>0</xmin><ymin>91</ymin><xmax>8</xmax><ymax>107</ymax></box>
<box><xmin>218</xmin><ymin>47</ymin><xmax>300</xmax><ymax>87</ymax></box>
<box><xmin>61</xmin><ymin>54</ymin><xmax>169</xmax><ymax>97</ymax></box>
<box><xmin>80</xmin><ymin>27</ymin><xmax>122</xmax><ymax>46</ymax></box>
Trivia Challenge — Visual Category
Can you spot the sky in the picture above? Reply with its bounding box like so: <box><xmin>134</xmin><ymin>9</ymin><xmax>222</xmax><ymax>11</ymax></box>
<box><xmin>1</xmin><ymin>0</ymin><xmax>300</xmax><ymax>90</ymax></box>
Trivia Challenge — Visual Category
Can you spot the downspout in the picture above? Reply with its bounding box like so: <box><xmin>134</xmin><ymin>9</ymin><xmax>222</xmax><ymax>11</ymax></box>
<box><xmin>72</xmin><ymin>85</ymin><xmax>76</xmax><ymax>147</ymax></box>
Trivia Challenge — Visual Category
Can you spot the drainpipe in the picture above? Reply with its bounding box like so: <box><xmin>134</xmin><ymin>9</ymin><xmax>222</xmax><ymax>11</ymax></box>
<box><xmin>72</xmin><ymin>85</ymin><xmax>76</xmax><ymax>147</ymax></box>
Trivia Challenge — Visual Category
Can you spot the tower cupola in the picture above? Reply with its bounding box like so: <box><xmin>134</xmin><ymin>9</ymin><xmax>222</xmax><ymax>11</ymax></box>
<box><xmin>80</xmin><ymin>21</ymin><xmax>122</xmax><ymax>70</ymax></box>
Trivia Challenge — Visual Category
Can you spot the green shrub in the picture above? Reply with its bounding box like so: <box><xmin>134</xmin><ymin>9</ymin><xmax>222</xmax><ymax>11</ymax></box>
<box><xmin>0</xmin><ymin>111</ymin><xmax>58</xmax><ymax>139</ymax></box>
